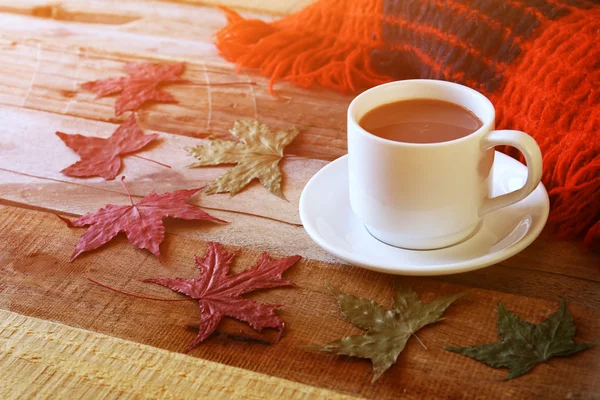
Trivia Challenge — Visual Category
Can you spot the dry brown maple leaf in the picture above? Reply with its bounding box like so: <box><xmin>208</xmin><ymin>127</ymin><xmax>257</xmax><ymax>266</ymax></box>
<box><xmin>56</xmin><ymin>114</ymin><xmax>159</xmax><ymax>180</ymax></box>
<box><xmin>186</xmin><ymin>120</ymin><xmax>300</xmax><ymax>198</ymax></box>
<box><xmin>80</xmin><ymin>62</ymin><xmax>186</xmax><ymax>116</ymax></box>
<box><xmin>317</xmin><ymin>284</ymin><xmax>465</xmax><ymax>382</ymax></box>
<box><xmin>145</xmin><ymin>242</ymin><xmax>301</xmax><ymax>350</ymax></box>
<box><xmin>59</xmin><ymin>178</ymin><xmax>225</xmax><ymax>262</ymax></box>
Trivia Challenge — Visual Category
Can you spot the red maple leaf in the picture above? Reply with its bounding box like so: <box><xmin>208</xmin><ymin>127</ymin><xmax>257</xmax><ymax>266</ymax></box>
<box><xmin>80</xmin><ymin>62</ymin><xmax>186</xmax><ymax>116</ymax></box>
<box><xmin>60</xmin><ymin>179</ymin><xmax>225</xmax><ymax>262</ymax></box>
<box><xmin>56</xmin><ymin>114</ymin><xmax>159</xmax><ymax>180</ymax></box>
<box><xmin>145</xmin><ymin>242</ymin><xmax>301</xmax><ymax>350</ymax></box>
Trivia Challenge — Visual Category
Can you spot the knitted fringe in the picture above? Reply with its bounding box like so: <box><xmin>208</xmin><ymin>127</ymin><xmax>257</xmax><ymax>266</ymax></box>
<box><xmin>214</xmin><ymin>6</ymin><xmax>390</xmax><ymax>94</ymax></box>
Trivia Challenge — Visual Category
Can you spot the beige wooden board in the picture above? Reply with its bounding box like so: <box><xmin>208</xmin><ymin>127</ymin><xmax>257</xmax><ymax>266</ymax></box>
<box><xmin>0</xmin><ymin>2</ymin><xmax>350</xmax><ymax>160</ymax></box>
<box><xmin>0</xmin><ymin>105</ymin><xmax>340</xmax><ymax>263</ymax></box>
<box><xmin>0</xmin><ymin>104</ymin><xmax>324</xmax><ymax>225</ymax></box>
<box><xmin>0</xmin><ymin>38</ymin><xmax>348</xmax><ymax>160</ymax></box>
<box><xmin>0</xmin><ymin>1</ymin><xmax>234</xmax><ymax>62</ymax></box>
<box><xmin>0</xmin><ymin>0</ymin><xmax>275</xmax><ymax>23</ymax></box>
<box><xmin>0</xmin><ymin>0</ymin><xmax>302</xmax><ymax>21</ymax></box>
<box><xmin>168</xmin><ymin>0</ymin><xmax>316</xmax><ymax>15</ymax></box>
<box><xmin>0</xmin><ymin>310</ymin><xmax>357</xmax><ymax>400</ymax></box>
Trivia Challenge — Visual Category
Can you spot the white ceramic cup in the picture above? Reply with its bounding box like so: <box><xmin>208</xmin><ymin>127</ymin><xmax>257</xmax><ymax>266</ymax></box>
<box><xmin>348</xmin><ymin>80</ymin><xmax>543</xmax><ymax>250</ymax></box>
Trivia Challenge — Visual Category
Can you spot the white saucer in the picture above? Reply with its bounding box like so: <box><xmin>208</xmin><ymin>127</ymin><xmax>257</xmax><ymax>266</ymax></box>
<box><xmin>299</xmin><ymin>152</ymin><xmax>549</xmax><ymax>276</ymax></box>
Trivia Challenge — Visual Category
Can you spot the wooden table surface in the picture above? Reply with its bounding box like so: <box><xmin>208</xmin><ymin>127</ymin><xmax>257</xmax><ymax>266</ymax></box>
<box><xmin>0</xmin><ymin>1</ymin><xmax>598</xmax><ymax>399</ymax></box>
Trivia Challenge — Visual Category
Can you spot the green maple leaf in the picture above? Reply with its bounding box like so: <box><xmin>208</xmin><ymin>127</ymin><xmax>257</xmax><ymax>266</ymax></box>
<box><xmin>445</xmin><ymin>300</ymin><xmax>592</xmax><ymax>380</ymax></box>
<box><xmin>317</xmin><ymin>283</ymin><xmax>465</xmax><ymax>382</ymax></box>
<box><xmin>185</xmin><ymin>120</ymin><xmax>299</xmax><ymax>199</ymax></box>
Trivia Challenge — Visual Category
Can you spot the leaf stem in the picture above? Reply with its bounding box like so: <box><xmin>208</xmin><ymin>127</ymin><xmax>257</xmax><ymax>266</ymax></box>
<box><xmin>120</xmin><ymin>176</ymin><xmax>135</xmax><ymax>206</ymax></box>
<box><xmin>132</xmin><ymin>154</ymin><xmax>172</xmax><ymax>169</ymax></box>
<box><xmin>87</xmin><ymin>278</ymin><xmax>190</xmax><ymax>302</ymax></box>
<box><xmin>412</xmin><ymin>333</ymin><xmax>428</xmax><ymax>350</ymax></box>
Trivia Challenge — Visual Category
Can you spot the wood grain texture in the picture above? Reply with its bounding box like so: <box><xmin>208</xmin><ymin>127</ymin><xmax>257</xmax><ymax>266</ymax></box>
<box><xmin>0</xmin><ymin>37</ymin><xmax>348</xmax><ymax>159</ymax></box>
<box><xmin>0</xmin><ymin>0</ymin><xmax>312</xmax><ymax>20</ymax></box>
<box><xmin>0</xmin><ymin>310</ymin><xmax>356</xmax><ymax>400</ymax></box>
<box><xmin>164</xmin><ymin>0</ymin><xmax>316</xmax><ymax>15</ymax></box>
<box><xmin>0</xmin><ymin>105</ymin><xmax>342</xmax><ymax>263</ymax></box>
<box><xmin>0</xmin><ymin>104</ymin><xmax>323</xmax><ymax>226</ymax></box>
<box><xmin>0</xmin><ymin>2</ymin><xmax>350</xmax><ymax>160</ymax></box>
<box><xmin>0</xmin><ymin>0</ymin><xmax>598</xmax><ymax>398</ymax></box>
<box><xmin>0</xmin><ymin>205</ymin><xmax>598</xmax><ymax>399</ymax></box>
<box><xmin>0</xmin><ymin>0</ymin><xmax>275</xmax><ymax>24</ymax></box>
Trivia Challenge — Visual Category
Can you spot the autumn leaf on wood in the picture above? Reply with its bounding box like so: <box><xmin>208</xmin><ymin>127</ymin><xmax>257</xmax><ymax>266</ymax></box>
<box><xmin>56</xmin><ymin>114</ymin><xmax>159</xmax><ymax>180</ymax></box>
<box><xmin>145</xmin><ymin>242</ymin><xmax>301</xmax><ymax>350</ymax></box>
<box><xmin>59</xmin><ymin>178</ymin><xmax>225</xmax><ymax>262</ymax></box>
<box><xmin>445</xmin><ymin>300</ymin><xmax>592</xmax><ymax>380</ymax></box>
<box><xmin>186</xmin><ymin>120</ymin><xmax>300</xmax><ymax>199</ymax></box>
<box><xmin>317</xmin><ymin>284</ymin><xmax>465</xmax><ymax>382</ymax></box>
<box><xmin>80</xmin><ymin>62</ymin><xmax>185</xmax><ymax>116</ymax></box>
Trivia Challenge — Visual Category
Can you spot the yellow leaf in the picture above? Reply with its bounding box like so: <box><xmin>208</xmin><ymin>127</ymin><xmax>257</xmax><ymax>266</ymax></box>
<box><xmin>186</xmin><ymin>120</ymin><xmax>300</xmax><ymax>198</ymax></box>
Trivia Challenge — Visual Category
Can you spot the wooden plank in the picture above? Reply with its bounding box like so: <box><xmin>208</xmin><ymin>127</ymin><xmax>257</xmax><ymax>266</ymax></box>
<box><xmin>0</xmin><ymin>105</ymin><xmax>342</xmax><ymax>263</ymax></box>
<box><xmin>0</xmin><ymin>0</ymin><xmax>312</xmax><ymax>23</ymax></box>
<box><xmin>0</xmin><ymin>0</ymin><xmax>274</xmax><ymax>24</ymax></box>
<box><xmin>436</xmin><ymin>263</ymin><xmax>600</xmax><ymax>309</ymax></box>
<box><xmin>0</xmin><ymin>14</ymin><xmax>222</xmax><ymax>61</ymax></box>
<box><xmin>0</xmin><ymin>2</ymin><xmax>233</xmax><ymax>58</ymax></box>
<box><xmin>164</xmin><ymin>0</ymin><xmax>316</xmax><ymax>15</ymax></box>
<box><xmin>0</xmin><ymin>104</ymin><xmax>322</xmax><ymax>226</ymax></box>
<box><xmin>0</xmin><ymin>1</ymin><xmax>349</xmax><ymax>159</ymax></box>
<box><xmin>0</xmin><ymin>205</ymin><xmax>598</xmax><ymax>399</ymax></box>
<box><xmin>0</xmin><ymin>36</ymin><xmax>349</xmax><ymax>160</ymax></box>
<box><xmin>0</xmin><ymin>310</ymin><xmax>357</xmax><ymax>400</ymax></box>
<box><xmin>498</xmin><ymin>232</ymin><xmax>600</xmax><ymax>281</ymax></box>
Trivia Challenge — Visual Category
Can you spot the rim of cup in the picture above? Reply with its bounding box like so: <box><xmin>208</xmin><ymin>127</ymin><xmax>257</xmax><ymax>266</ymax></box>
<box><xmin>347</xmin><ymin>79</ymin><xmax>496</xmax><ymax>148</ymax></box>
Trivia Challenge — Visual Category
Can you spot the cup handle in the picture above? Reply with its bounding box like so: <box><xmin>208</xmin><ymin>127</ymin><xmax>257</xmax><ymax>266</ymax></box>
<box><xmin>479</xmin><ymin>130</ymin><xmax>543</xmax><ymax>216</ymax></box>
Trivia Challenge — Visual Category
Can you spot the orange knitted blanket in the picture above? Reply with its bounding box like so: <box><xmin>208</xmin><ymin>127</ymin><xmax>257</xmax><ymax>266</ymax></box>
<box><xmin>215</xmin><ymin>0</ymin><xmax>600</xmax><ymax>246</ymax></box>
